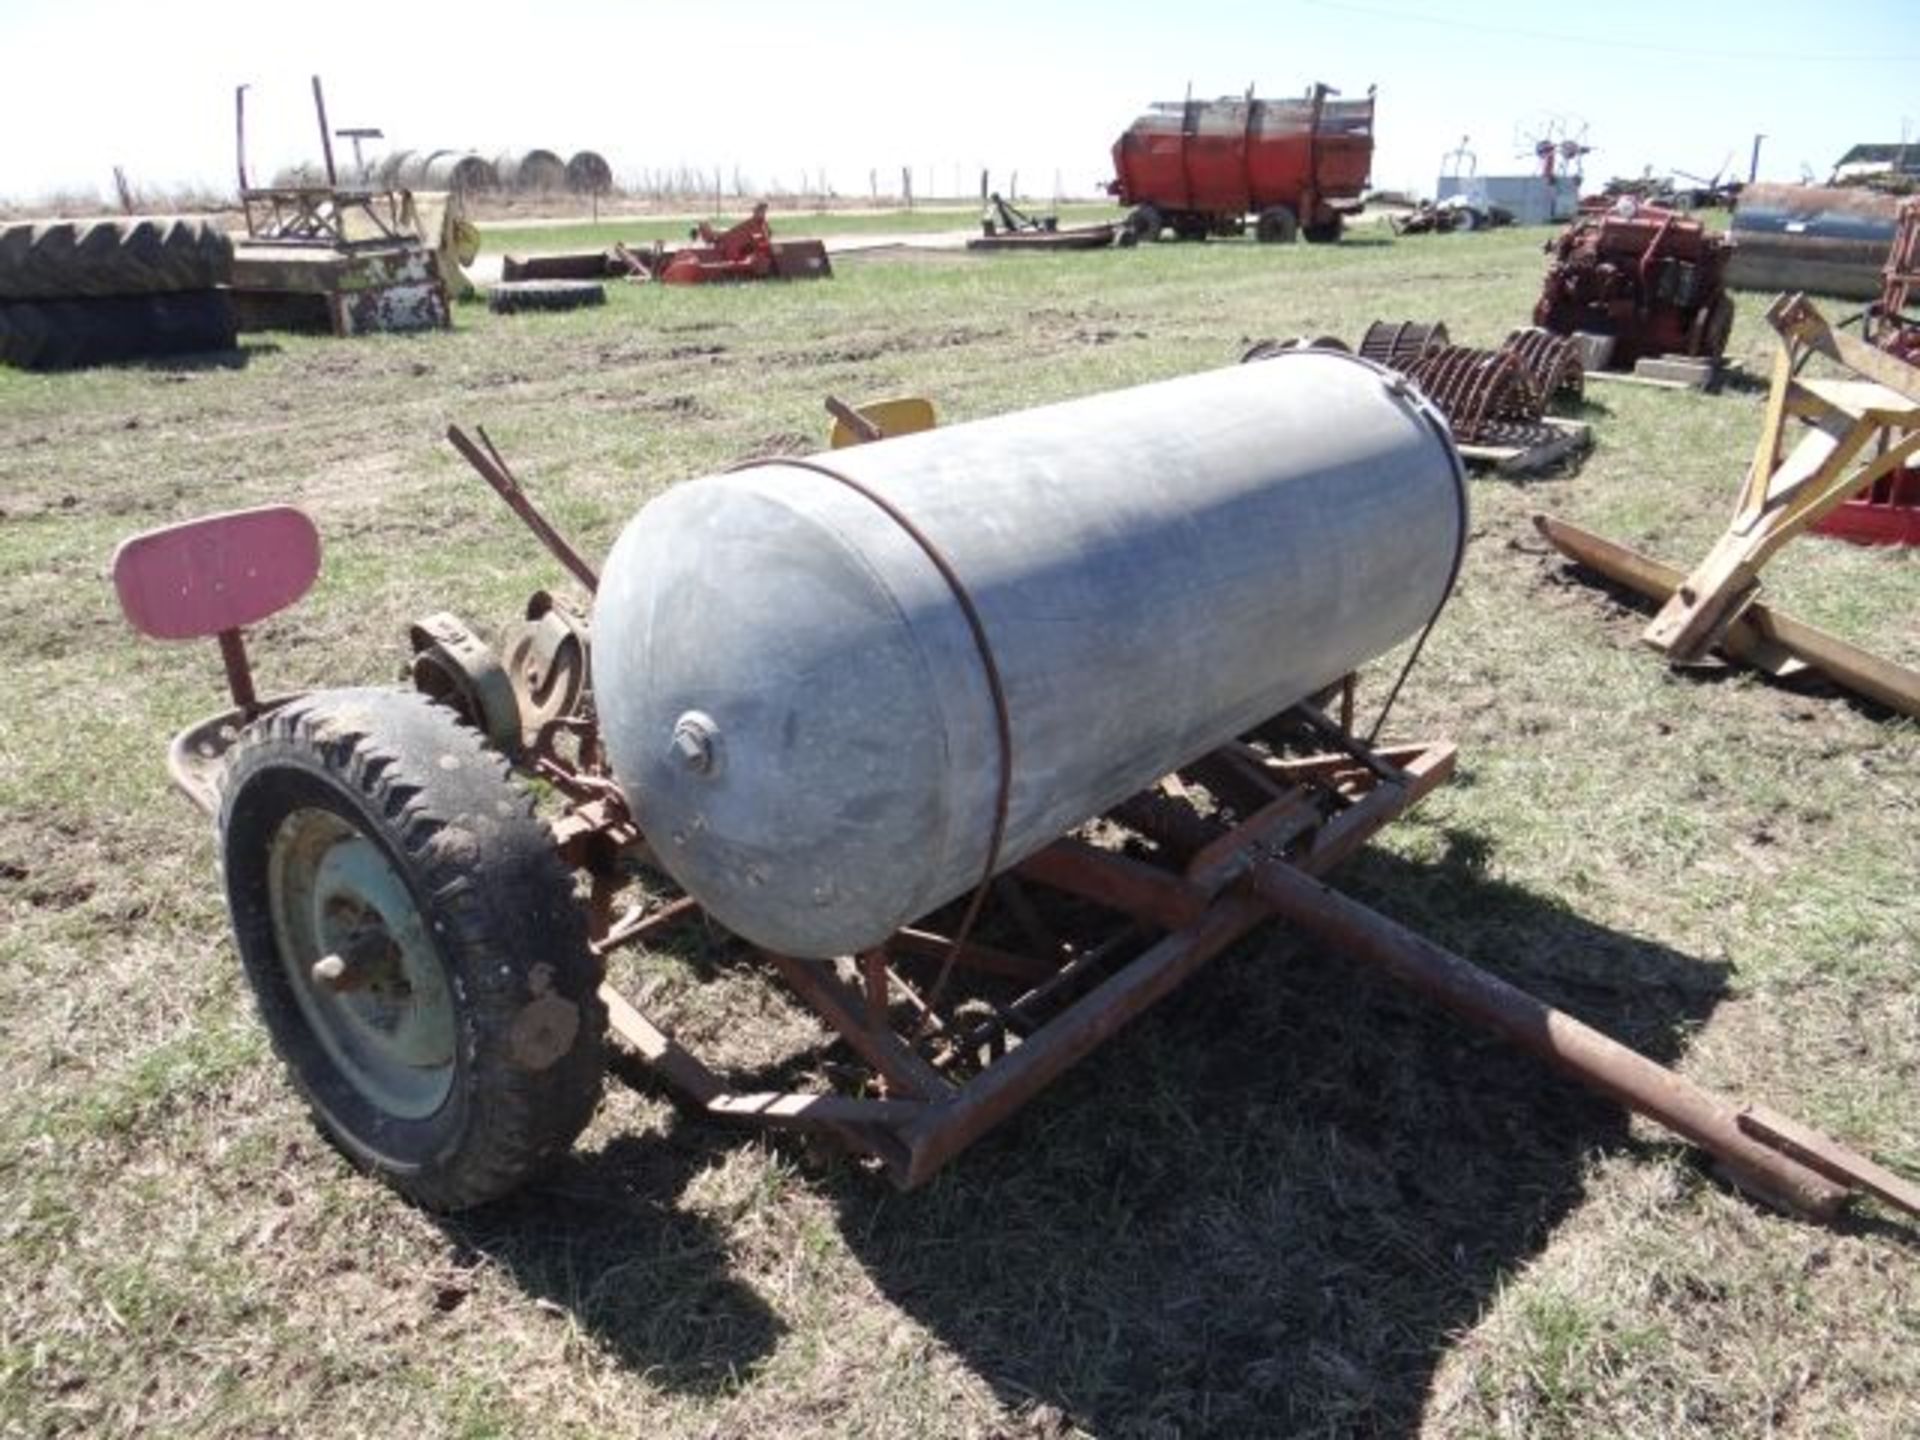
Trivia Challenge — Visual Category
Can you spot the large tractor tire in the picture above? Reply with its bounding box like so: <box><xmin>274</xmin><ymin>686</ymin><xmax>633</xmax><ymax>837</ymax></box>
<box><xmin>0</xmin><ymin>290</ymin><xmax>237</xmax><ymax>371</ymax></box>
<box><xmin>218</xmin><ymin>687</ymin><xmax>606</xmax><ymax>1211</ymax></box>
<box><xmin>1254</xmin><ymin>206</ymin><xmax>1299</xmax><ymax>244</ymax></box>
<box><xmin>0</xmin><ymin>217</ymin><xmax>233</xmax><ymax>300</ymax></box>
<box><xmin>1303</xmin><ymin>215</ymin><xmax>1346</xmax><ymax>244</ymax></box>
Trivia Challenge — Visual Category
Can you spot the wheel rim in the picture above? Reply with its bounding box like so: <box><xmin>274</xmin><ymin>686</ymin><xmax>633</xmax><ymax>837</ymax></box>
<box><xmin>266</xmin><ymin>807</ymin><xmax>456</xmax><ymax>1119</ymax></box>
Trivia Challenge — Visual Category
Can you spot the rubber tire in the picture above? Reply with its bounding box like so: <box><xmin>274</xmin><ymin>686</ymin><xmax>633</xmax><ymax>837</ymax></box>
<box><xmin>219</xmin><ymin>687</ymin><xmax>606</xmax><ymax>1211</ymax></box>
<box><xmin>0</xmin><ymin>290</ymin><xmax>236</xmax><ymax>371</ymax></box>
<box><xmin>1125</xmin><ymin>205</ymin><xmax>1163</xmax><ymax>244</ymax></box>
<box><xmin>1303</xmin><ymin>215</ymin><xmax>1345</xmax><ymax>244</ymax></box>
<box><xmin>1255</xmin><ymin>206</ymin><xmax>1299</xmax><ymax>244</ymax></box>
<box><xmin>0</xmin><ymin>217</ymin><xmax>233</xmax><ymax>300</ymax></box>
<box><xmin>487</xmin><ymin>279</ymin><xmax>608</xmax><ymax>314</ymax></box>
<box><xmin>1690</xmin><ymin>292</ymin><xmax>1735</xmax><ymax>359</ymax></box>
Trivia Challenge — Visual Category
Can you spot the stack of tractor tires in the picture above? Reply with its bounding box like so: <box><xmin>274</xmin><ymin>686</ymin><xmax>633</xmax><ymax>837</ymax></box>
<box><xmin>0</xmin><ymin>217</ymin><xmax>237</xmax><ymax>371</ymax></box>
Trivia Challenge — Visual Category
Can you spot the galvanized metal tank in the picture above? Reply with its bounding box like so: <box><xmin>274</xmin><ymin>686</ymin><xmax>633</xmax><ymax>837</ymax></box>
<box><xmin>592</xmin><ymin>352</ymin><xmax>1468</xmax><ymax>958</ymax></box>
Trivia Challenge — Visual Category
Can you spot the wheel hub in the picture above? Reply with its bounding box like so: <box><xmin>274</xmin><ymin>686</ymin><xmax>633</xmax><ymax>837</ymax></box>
<box><xmin>268</xmin><ymin>809</ymin><xmax>456</xmax><ymax>1118</ymax></box>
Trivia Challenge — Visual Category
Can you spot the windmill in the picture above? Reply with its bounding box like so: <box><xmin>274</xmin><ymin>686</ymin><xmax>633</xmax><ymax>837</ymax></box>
<box><xmin>1514</xmin><ymin>114</ymin><xmax>1592</xmax><ymax>184</ymax></box>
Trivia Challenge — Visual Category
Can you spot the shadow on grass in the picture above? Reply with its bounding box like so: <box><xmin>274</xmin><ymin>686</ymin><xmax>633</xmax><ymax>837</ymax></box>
<box><xmin>433</xmin><ymin>1095</ymin><xmax>788</xmax><ymax>1396</ymax></box>
<box><xmin>817</xmin><ymin>834</ymin><xmax>1730</xmax><ymax>1434</ymax></box>
<box><xmin>446</xmin><ymin>830</ymin><xmax>1733</xmax><ymax>1429</ymax></box>
<box><xmin>129</xmin><ymin>341</ymin><xmax>279</xmax><ymax>374</ymax></box>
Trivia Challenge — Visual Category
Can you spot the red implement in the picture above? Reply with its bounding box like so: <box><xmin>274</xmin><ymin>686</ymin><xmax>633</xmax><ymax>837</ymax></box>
<box><xmin>654</xmin><ymin>203</ymin><xmax>832</xmax><ymax>285</ymax></box>
<box><xmin>1534</xmin><ymin>202</ymin><xmax>1732</xmax><ymax>367</ymax></box>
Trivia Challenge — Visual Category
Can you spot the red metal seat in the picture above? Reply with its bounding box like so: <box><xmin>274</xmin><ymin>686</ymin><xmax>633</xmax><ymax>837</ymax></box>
<box><xmin>112</xmin><ymin>507</ymin><xmax>321</xmax><ymax>811</ymax></box>
<box><xmin>112</xmin><ymin>505</ymin><xmax>320</xmax><ymax>640</ymax></box>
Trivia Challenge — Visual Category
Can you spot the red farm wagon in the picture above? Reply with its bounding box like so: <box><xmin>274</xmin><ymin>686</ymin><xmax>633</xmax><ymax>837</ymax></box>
<box><xmin>1109</xmin><ymin>83</ymin><xmax>1375</xmax><ymax>245</ymax></box>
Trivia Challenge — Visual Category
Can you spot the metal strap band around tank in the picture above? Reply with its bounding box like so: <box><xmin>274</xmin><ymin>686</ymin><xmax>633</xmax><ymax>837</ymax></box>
<box><xmin>1361</xmin><ymin>373</ymin><xmax>1471</xmax><ymax>744</ymax></box>
<box><xmin>1239</xmin><ymin>344</ymin><xmax>1472</xmax><ymax>744</ymax></box>
<box><xmin>728</xmin><ymin>454</ymin><xmax>1015</xmax><ymax>1020</ymax></box>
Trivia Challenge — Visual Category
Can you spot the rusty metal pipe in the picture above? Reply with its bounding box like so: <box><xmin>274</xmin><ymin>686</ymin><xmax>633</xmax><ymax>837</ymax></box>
<box><xmin>311</xmin><ymin>75</ymin><xmax>337</xmax><ymax>189</ymax></box>
<box><xmin>1250</xmin><ymin>862</ymin><xmax>1850</xmax><ymax>1221</ymax></box>
<box><xmin>235</xmin><ymin>84</ymin><xmax>250</xmax><ymax>193</ymax></box>
<box><xmin>446</xmin><ymin>425</ymin><xmax>600</xmax><ymax>594</ymax></box>
<box><xmin>217</xmin><ymin>627</ymin><xmax>258</xmax><ymax>717</ymax></box>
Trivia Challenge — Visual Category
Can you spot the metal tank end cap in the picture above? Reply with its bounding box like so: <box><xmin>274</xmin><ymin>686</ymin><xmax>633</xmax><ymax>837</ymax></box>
<box><xmin>670</xmin><ymin>711</ymin><xmax>723</xmax><ymax>776</ymax></box>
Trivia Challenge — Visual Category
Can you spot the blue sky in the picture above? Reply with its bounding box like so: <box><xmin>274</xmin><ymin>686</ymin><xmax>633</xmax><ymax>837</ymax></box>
<box><xmin>1</xmin><ymin>0</ymin><xmax>1914</xmax><ymax>201</ymax></box>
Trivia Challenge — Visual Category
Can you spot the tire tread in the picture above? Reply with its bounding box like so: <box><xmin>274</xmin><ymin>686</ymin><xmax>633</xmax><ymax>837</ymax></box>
<box><xmin>219</xmin><ymin>687</ymin><xmax>605</xmax><ymax>1211</ymax></box>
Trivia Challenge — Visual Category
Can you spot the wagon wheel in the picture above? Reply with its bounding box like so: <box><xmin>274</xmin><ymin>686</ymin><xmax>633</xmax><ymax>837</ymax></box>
<box><xmin>1171</xmin><ymin>212</ymin><xmax>1212</xmax><ymax>242</ymax></box>
<box><xmin>1125</xmin><ymin>204</ymin><xmax>1163</xmax><ymax>243</ymax></box>
<box><xmin>1302</xmin><ymin>214</ymin><xmax>1345</xmax><ymax>244</ymax></box>
<box><xmin>218</xmin><ymin>686</ymin><xmax>605</xmax><ymax>1210</ymax></box>
<box><xmin>1254</xmin><ymin>206</ymin><xmax>1298</xmax><ymax>244</ymax></box>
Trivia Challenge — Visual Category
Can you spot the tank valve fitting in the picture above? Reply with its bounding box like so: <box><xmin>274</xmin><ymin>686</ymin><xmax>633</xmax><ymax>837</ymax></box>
<box><xmin>671</xmin><ymin>712</ymin><xmax>721</xmax><ymax>776</ymax></box>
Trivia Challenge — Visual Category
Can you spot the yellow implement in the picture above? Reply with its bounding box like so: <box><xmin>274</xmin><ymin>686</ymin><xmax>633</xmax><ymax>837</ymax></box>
<box><xmin>1532</xmin><ymin>514</ymin><xmax>1920</xmax><ymax>719</ymax></box>
<box><xmin>1644</xmin><ymin>294</ymin><xmax>1920</xmax><ymax>663</ymax></box>
<box><xmin>1536</xmin><ymin>294</ymin><xmax>1920</xmax><ymax>718</ymax></box>
<box><xmin>826</xmin><ymin>395</ymin><xmax>937</xmax><ymax>449</ymax></box>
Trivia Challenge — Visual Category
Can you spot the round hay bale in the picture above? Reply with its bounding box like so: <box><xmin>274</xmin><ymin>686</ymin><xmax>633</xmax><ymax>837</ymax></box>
<box><xmin>495</xmin><ymin>149</ymin><xmax>568</xmax><ymax>192</ymax></box>
<box><xmin>566</xmin><ymin>151</ymin><xmax>613</xmax><ymax>194</ymax></box>
<box><xmin>421</xmin><ymin>152</ymin><xmax>498</xmax><ymax>193</ymax></box>
<box><xmin>374</xmin><ymin>150</ymin><xmax>416</xmax><ymax>188</ymax></box>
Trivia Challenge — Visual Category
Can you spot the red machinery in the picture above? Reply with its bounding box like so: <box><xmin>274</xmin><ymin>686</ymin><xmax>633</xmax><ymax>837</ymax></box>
<box><xmin>648</xmin><ymin>203</ymin><xmax>831</xmax><ymax>285</ymax></box>
<box><xmin>1819</xmin><ymin>194</ymin><xmax>1920</xmax><ymax>546</ymax></box>
<box><xmin>1533</xmin><ymin>200</ymin><xmax>1733</xmax><ymax>367</ymax></box>
<box><xmin>1868</xmin><ymin>194</ymin><xmax>1920</xmax><ymax>366</ymax></box>
<box><xmin>1108</xmin><ymin>83</ymin><xmax>1374</xmax><ymax>244</ymax></box>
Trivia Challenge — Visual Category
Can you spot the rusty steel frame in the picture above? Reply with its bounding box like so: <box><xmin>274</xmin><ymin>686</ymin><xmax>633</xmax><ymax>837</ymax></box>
<box><xmin>579</xmin><ymin>721</ymin><xmax>1458</xmax><ymax>1188</ymax></box>
<box><xmin>1358</xmin><ymin>323</ymin><xmax>1580</xmax><ymax>448</ymax></box>
<box><xmin>446</xmin><ymin>436</ymin><xmax>1918</xmax><ymax>1215</ymax></box>
<box><xmin>239</xmin><ymin>186</ymin><xmax>422</xmax><ymax>250</ymax></box>
<box><xmin>234</xmin><ymin>75</ymin><xmax>418</xmax><ymax>251</ymax></box>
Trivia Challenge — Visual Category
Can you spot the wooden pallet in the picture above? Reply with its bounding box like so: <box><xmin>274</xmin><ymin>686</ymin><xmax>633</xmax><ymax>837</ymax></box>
<box><xmin>1457</xmin><ymin>417</ymin><xmax>1592</xmax><ymax>476</ymax></box>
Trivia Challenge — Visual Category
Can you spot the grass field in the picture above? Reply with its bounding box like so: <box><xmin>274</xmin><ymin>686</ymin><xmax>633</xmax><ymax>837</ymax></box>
<box><xmin>1</xmin><ymin>225</ymin><xmax>1916</xmax><ymax>1439</ymax></box>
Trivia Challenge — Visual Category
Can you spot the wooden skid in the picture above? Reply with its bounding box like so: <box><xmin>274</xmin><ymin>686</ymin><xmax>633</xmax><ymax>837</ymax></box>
<box><xmin>1584</xmin><ymin>357</ymin><xmax>1739</xmax><ymax>392</ymax></box>
<box><xmin>1533</xmin><ymin>513</ymin><xmax>1920</xmax><ymax>718</ymax></box>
